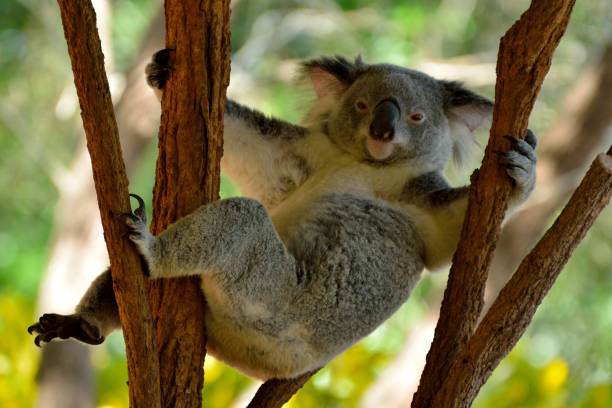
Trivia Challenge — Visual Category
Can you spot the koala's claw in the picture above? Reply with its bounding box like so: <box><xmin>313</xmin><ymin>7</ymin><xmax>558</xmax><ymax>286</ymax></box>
<box><xmin>523</xmin><ymin>129</ymin><xmax>537</xmax><ymax>149</ymax></box>
<box><xmin>122</xmin><ymin>194</ymin><xmax>156</xmax><ymax>271</ymax></box>
<box><xmin>492</xmin><ymin>129</ymin><xmax>538</xmax><ymax>196</ymax></box>
<box><xmin>502</xmin><ymin>135</ymin><xmax>537</xmax><ymax>163</ymax></box>
<box><xmin>119</xmin><ymin>212</ymin><xmax>147</xmax><ymax>245</ymax></box>
<box><xmin>121</xmin><ymin>193</ymin><xmax>148</xmax><ymax>230</ymax></box>
<box><xmin>28</xmin><ymin>313</ymin><xmax>104</xmax><ymax>346</ymax></box>
<box><xmin>130</xmin><ymin>193</ymin><xmax>147</xmax><ymax>222</ymax></box>
<box><xmin>145</xmin><ymin>48</ymin><xmax>174</xmax><ymax>90</ymax></box>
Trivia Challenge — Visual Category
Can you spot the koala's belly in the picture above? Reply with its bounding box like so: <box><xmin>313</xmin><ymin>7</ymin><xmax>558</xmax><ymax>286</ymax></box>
<box><xmin>202</xmin><ymin>300</ymin><xmax>326</xmax><ymax>380</ymax></box>
<box><xmin>200</xmin><ymin>178</ymin><xmax>425</xmax><ymax>379</ymax></box>
<box><xmin>284</xmin><ymin>193</ymin><xmax>425</xmax><ymax>349</ymax></box>
<box><xmin>200</xmin><ymin>275</ymin><xmax>327</xmax><ymax>380</ymax></box>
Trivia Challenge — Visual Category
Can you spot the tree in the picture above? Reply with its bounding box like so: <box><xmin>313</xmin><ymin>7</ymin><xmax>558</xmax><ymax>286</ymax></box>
<box><xmin>488</xmin><ymin>41</ymin><xmax>612</xmax><ymax>297</ymax></box>
<box><xmin>54</xmin><ymin>0</ymin><xmax>611</xmax><ymax>407</ymax></box>
<box><xmin>358</xmin><ymin>39</ymin><xmax>612</xmax><ymax>408</ymax></box>
<box><xmin>34</xmin><ymin>8</ymin><xmax>164</xmax><ymax>408</ymax></box>
<box><xmin>147</xmin><ymin>0</ymin><xmax>230</xmax><ymax>406</ymax></box>
<box><xmin>55</xmin><ymin>0</ymin><xmax>229</xmax><ymax>406</ymax></box>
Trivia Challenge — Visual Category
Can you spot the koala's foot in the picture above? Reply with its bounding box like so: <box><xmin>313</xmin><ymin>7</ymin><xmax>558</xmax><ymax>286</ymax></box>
<box><xmin>145</xmin><ymin>48</ymin><xmax>174</xmax><ymax>90</ymax></box>
<box><xmin>494</xmin><ymin>129</ymin><xmax>538</xmax><ymax>202</ymax></box>
<box><xmin>28</xmin><ymin>313</ymin><xmax>104</xmax><ymax>346</ymax></box>
<box><xmin>122</xmin><ymin>194</ymin><xmax>158</xmax><ymax>277</ymax></box>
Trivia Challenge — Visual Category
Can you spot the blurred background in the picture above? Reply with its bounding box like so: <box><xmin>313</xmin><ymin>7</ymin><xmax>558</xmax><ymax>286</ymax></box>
<box><xmin>1</xmin><ymin>0</ymin><xmax>611</xmax><ymax>407</ymax></box>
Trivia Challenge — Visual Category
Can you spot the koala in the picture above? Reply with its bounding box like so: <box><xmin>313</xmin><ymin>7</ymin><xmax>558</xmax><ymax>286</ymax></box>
<box><xmin>29</xmin><ymin>51</ymin><xmax>537</xmax><ymax>380</ymax></box>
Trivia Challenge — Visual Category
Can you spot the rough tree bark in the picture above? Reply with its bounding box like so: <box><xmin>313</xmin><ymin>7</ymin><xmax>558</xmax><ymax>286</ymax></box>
<box><xmin>247</xmin><ymin>371</ymin><xmax>318</xmax><ymax>408</ymax></box>
<box><xmin>56</xmin><ymin>1</ymin><xmax>162</xmax><ymax>406</ymax></box>
<box><xmin>35</xmin><ymin>9</ymin><xmax>165</xmax><ymax>408</ymax></box>
<box><xmin>412</xmin><ymin>1</ymin><xmax>576</xmax><ymax>406</ymax></box>
<box><xmin>488</xmin><ymin>42</ymin><xmax>612</xmax><ymax>293</ymax></box>
<box><xmin>147</xmin><ymin>1</ymin><xmax>230</xmax><ymax>407</ymax></box>
<box><xmin>433</xmin><ymin>149</ymin><xmax>612</xmax><ymax>407</ymax></box>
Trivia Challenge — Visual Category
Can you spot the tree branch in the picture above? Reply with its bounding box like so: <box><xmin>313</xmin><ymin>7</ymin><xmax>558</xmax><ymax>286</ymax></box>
<box><xmin>247</xmin><ymin>371</ymin><xmax>317</xmax><ymax>408</ymax></box>
<box><xmin>56</xmin><ymin>1</ymin><xmax>161</xmax><ymax>406</ymax></box>
<box><xmin>147</xmin><ymin>0</ymin><xmax>230</xmax><ymax>406</ymax></box>
<box><xmin>412</xmin><ymin>1</ymin><xmax>576</xmax><ymax>406</ymax></box>
<box><xmin>488</xmin><ymin>41</ymin><xmax>612</xmax><ymax>302</ymax></box>
<box><xmin>434</xmin><ymin>148</ymin><xmax>612</xmax><ymax>407</ymax></box>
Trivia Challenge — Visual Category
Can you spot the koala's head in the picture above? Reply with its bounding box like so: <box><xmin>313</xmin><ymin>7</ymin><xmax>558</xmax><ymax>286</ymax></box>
<box><xmin>301</xmin><ymin>56</ymin><xmax>493</xmax><ymax>170</ymax></box>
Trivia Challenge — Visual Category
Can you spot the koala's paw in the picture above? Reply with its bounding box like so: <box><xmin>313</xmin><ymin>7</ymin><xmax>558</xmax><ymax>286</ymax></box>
<box><xmin>28</xmin><ymin>313</ymin><xmax>104</xmax><ymax>346</ymax></box>
<box><xmin>145</xmin><ymin>48</ymin><xmax>174</xmax><ymax>90</ymax></box>
<box><xmin>494</xmin><ymin>129</ymin><xmax>537</xmax><ymax>201</ymax></box>
<box><xmin>121</xmin><ymin>194</ymin><xmax>156</xmax><ymax>275</ymax></box>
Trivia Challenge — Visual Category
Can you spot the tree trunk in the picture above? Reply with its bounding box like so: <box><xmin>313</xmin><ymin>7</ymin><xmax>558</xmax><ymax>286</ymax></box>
<box><xmin>35</xmin><ymin>9</ymin><xmax>164</xmax><ymax>408</ymax></box>
<box><xmin>412</xmin><ymin>0</ymin><xmax>576</xmax><ymax>406</ymax></box>
<box><xmin>147</xmin><ymin>1</ymin><xmax>230</xmax><ymax>407</ymax></box>
<box><xmin>433</xmin><ymin>149</ymin><xmax>612</xmax><ymax>407</ymax></box>
<box><xmin>488</xmin><ymin>42</ymin><xmax>612</xmax><ymax>296</ymax></box>
<box><xmin>56</xmin><ymin>0</ymin><xmax>162</xmax><ymax>406</ymax></box>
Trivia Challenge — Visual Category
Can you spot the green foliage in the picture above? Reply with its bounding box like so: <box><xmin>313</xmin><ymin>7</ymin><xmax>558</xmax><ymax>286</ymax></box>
<box><xmin>0</xmin><ymin>0</ymin><xmax>610</xmax><ymax>406</ymax></box>
<box><xmin>203</xmin><ymin>358</ymin><xmax>253</xmax><ymax>407</ymax></box>
<box><xmin>0</xmin><ymin>293</ymin><xmax>38</xmax><ymax>408</ymax></box>
<box><xmin>94</xmin><ymin>334</ymin><xmax>130</xmax><ymax>408</ymax></box>
<box><xmin>112</xmin><ymin>0</ymin><xmax>158</xmax><ymax>71</ymax></box>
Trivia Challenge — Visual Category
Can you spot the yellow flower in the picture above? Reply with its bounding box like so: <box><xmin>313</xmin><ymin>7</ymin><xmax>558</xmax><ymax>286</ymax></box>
<box><xmin>540</xmin><ymin>358</ymin><xmax>569</xmax><ymax>394</ymax></box>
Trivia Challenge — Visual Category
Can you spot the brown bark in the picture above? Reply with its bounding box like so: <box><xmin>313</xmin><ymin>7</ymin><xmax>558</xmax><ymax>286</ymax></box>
<box><xmin>147</xmin><ymin>1</ymin><xmax>230</xmax><ymax>407</ymax></box>
<box><xmin>36</xmin><ymin>10</ymin><xmax>165</xmax><ymax>407</ymax></box>
<box><xmin>489</xmin><ymin>42</ymin><xmax>612</xmax><ymax>294</ymax></box>
<box><xmin>56</xmin><ymin>1</ymin><xmax>162</xmax><ymax>407</ymax></box>
<box><xmin>412</xmin><ymin>1</ymin><xmax>576</xmax><ymax>406</ymax></box>
<box><xmin>433</xmin><ymin>149</ymin><xmax>612</xmax><ymax>407</ymax></box>
<box><xmin>247</xmin><ymin>371</ymin><xmax>317</xmax><ymax>408</ymax></box>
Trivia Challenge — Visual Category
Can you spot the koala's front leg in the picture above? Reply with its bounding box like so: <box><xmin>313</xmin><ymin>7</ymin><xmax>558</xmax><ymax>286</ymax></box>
<box><xmin>145</xmin><ymin>49</ymin><xmax>310</xmax><ymax>208</ymax></box>
<box><xmin>404</xmin><ymin>130</ymin><xmax>537</xmax><ymax>271</ymax></box>
<box><xmin>494</xmin><ymin>129</ymin><xmax>538</xmax><ymax>209</ymax></box>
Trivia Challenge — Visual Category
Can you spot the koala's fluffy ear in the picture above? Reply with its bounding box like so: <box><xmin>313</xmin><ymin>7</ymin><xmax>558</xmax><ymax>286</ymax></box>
<box><xmin>439</xmin><ymin>80</ymin><xmax>494</xmax><ymax>164</ymax></box>
<box><xmin>301</xmin><ymin>56</ymin><xmax>366</xmax><ymax>100</ymax></box>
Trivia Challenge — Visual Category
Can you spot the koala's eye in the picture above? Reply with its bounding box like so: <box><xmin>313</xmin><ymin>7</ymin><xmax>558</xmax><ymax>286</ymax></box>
<box><xmin>355</xmin><ymin>99</ymin><xmax>369</xmax><ymax>113</ymax></box>
<box><xmin>408</xmin><ymin>110</ymin><xmax>425</xmax><ymax>124</ymax></box>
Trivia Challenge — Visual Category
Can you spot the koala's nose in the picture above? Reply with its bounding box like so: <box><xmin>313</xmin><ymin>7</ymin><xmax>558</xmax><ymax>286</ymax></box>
<box><xmin>370</xmin><ymin>99</ymin><xmax>400</xmax><ymax>142</ymax></box>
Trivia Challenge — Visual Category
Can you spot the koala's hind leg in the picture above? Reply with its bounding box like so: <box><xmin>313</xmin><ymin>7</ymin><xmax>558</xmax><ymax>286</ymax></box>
<box><xmin>125</xmin><ymin>195</ymin><xmax>299</xmax><ymax>298</ymax></box>
<box><xmin>29</xmin><ymin>268</ymin><xmax>120</xmax><ymax>346</ymax></box>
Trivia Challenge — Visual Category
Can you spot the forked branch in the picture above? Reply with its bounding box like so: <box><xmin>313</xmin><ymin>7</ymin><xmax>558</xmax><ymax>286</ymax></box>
<box><xmin>412</xmin><ymin>0</ymin><xmax>576</xmax><ymax>406</ymax></box>
<box><xmin>434</xmin><ymin>149</ymin><xmax>612</xmax><ymax>407</ymax></box>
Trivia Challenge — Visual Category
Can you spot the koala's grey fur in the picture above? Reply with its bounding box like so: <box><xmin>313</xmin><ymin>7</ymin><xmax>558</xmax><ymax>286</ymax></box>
<box><xmin>30</xmin><ymin>54</ymin><xmax>537</xmax><ymax>380</ymax></box>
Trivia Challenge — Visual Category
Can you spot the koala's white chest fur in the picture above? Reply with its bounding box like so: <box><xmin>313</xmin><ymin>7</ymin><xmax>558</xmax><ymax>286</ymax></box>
<box><xmin>268</xmin><ymin>132</ymin><xmax>414</xmax><ymax>240</ymax></box>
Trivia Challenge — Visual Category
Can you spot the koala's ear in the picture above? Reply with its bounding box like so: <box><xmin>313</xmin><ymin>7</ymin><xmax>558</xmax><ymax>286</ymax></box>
<box><xmin>301</xmin><ymin>56</ymin><xmax>366</xmax><ymax>100</ymax></box>
<box><xmin>438</xmin><ymin>80</ymin><xmax>494</xmax><ymax>164</ymax></box>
